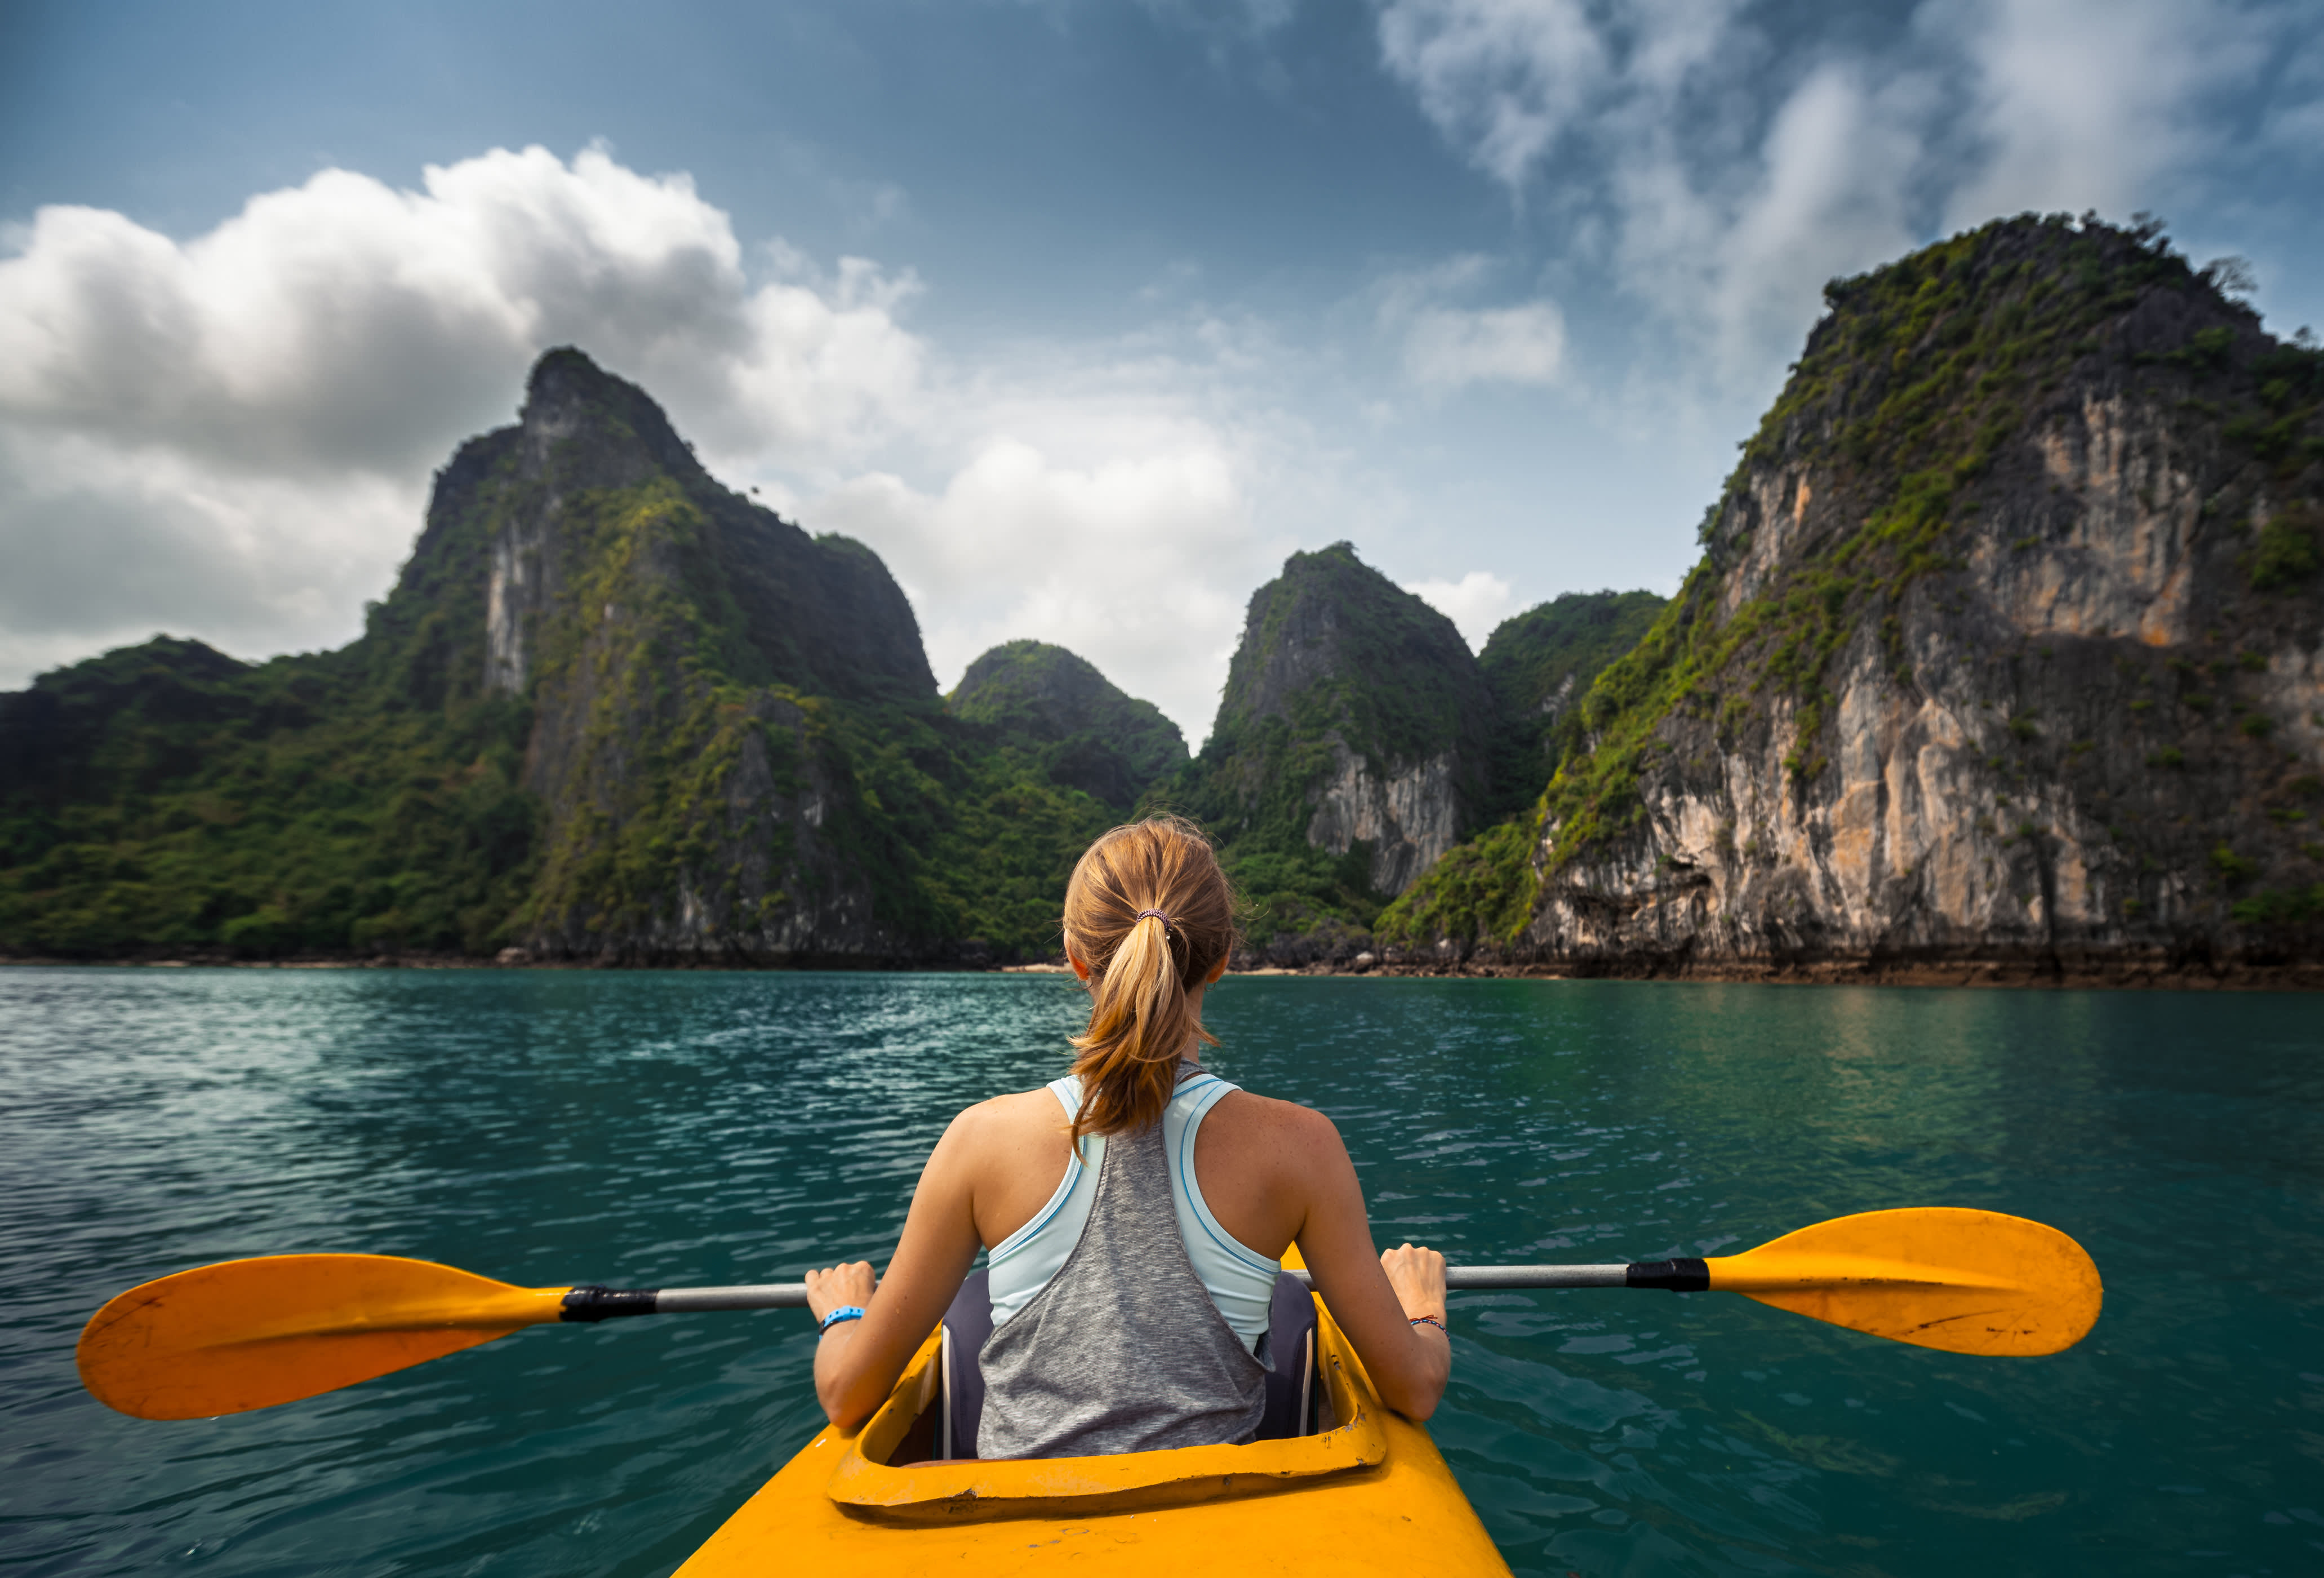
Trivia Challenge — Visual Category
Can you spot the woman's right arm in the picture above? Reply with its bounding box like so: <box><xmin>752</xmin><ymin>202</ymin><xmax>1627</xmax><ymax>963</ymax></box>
<box><xmin>1283</xmin><ymin>1109</ymin><xmax>1451</xmax><ymax>1421</ymax></box>
<box><xmin>807</xmin><ymin>1106</ymin><xmax>985</xmax><ymax>1428</ymax></box>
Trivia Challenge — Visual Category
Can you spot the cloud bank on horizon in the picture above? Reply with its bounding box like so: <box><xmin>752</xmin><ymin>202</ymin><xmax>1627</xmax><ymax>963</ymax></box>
<box><xmin>1</xmin><ymin>0</ymin><xmax>2318</xmax><ymax>743</ymax></box>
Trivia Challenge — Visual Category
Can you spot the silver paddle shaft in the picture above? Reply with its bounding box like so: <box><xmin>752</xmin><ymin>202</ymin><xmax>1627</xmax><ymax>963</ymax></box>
<box><xmin>1444</xmin><ymin>1265</ymin><xmax>1630</xmax><ymax>1289</ymax></box>
<box><xmin>652</xmin><ymin>1284</ymin><xmax>811</xmax><ymax>1311</ymax></box>
<box><xmin>582</xmin><ymin>1262</ymin><xmax>1642</xmax><ymax>1318</ymax></box>
<box><xmin>1288</xmin><ymin>1265</ymin><xmax>1631</xmax><ymax>1290</ymax></box>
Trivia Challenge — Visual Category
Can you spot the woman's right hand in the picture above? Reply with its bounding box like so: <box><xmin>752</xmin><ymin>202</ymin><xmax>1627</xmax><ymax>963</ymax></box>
<box><xmin>805</xmin><ymin>1261</ymin><xmax>877</xmax><ymax>1326</ymax></box>
<box><xmin>1380</xmin><ymin>1242</ymin><xmax>1447</xmax><ymax>1323</ymax></box>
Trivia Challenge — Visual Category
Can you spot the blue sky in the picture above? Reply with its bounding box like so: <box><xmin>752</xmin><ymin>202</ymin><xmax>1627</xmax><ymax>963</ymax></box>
<box><xmin>3</xmin><ymin>0</ymin><xmax>2319</xmax><ymax>739</ymax></box>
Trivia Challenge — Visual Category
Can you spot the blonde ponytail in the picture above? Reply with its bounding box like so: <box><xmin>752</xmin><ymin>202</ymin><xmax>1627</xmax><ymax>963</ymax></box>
<box><xmin>1061</xmin><ymin>817</ymin><xmax>1238</xmax><ymax>1143</ymax></box>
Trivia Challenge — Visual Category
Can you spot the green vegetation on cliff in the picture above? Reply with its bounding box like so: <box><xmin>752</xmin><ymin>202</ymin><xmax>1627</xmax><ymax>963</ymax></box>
<box><xmin>30</xmin><ymin>222</ymin><xmax>2301</xmax><ymax>972</ymax></box>
<box><xmin>1145</xmin><ymin>543</ymin><xmax>1495</xmax><ymax>945</ymax></box>
<box><xmin>0</xmin><ymin>637</ymin><xmax>537</xmax><ymax>958</ymax></box>
<box><xmin>948</xmin><ymin>640</ymin><xmax>1187</xmax><ymax>807</ymax></box>
<box><xmin>1479</xmin><ymin>590</ymin><xmax>1667</xmax><ymax>819</ymax></box>
<box><xmin>1371</xmin><ymin>588</ymin><xmax>1666</xmax><ymax>951</ymax></box>
<box><xmin>1204</xmin><ymin>543</ymin><xmax>1491</xmax><ymax>776</ymax></box>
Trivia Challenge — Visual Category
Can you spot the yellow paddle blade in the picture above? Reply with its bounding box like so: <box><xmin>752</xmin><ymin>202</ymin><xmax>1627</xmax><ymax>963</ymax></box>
<box><xmin>1704</xmin><ymin>1207</ymin><xmax>2101</xmax><ymax>1356</ymax></box>
<box><xmin>77</xmin><ymin>1255</ymin><xmax>569</xmax><ymax>1420</ymax></box>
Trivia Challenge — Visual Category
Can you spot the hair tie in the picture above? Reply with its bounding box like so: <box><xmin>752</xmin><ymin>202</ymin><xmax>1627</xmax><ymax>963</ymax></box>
<box><xmin>1133</xmin><ymin>908</ymin><xmax>1173</xmax><ymax>930</ymax></box>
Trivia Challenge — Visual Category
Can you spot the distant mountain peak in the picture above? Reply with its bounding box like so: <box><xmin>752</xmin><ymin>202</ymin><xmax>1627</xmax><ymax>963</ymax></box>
<box><xmin>1217</xmin><ymin>540</ymin><xmax>1486</xmax><ymax>760</ymax></box>
<box><xmin>948</xmin><ymin>639</ymin><xmax>1187</xmax><ymax>808</ymax></box>
<box><xmin>1155</xmin><ymin>542</ymin><xmax>1498</xmax><ymax>929</ymax></box>
<box><xmin>495</xmin><ymin>345</ymin><xmax>713</xmax><ymax>503</ymax></box>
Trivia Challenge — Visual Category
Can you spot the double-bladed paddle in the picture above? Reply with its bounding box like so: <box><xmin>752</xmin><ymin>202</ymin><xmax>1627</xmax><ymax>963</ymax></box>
<box><xmin>77</xmin><ymin>1206</ymin><xmax>2100</xmax><ymax>1421</ymax></box>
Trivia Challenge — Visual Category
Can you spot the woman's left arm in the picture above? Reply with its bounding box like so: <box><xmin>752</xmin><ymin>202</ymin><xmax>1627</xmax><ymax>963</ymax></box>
<box><xmin>806</xmin><ymin>1107</ymin><xmax>987</xmax><ymax>1429</ymax></box>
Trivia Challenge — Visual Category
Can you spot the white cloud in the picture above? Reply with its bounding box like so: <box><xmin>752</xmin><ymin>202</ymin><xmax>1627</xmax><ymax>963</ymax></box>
<box><xmin>1376</xmin><ymin>0</ymin><xmax>1608</xmax><ymax>191</ymax></box>
<box><xmin>1371</xmin><ymin>253</ymin><xmax>1566</xmax><ymax>393</ymax></box>
<box><xmin>772</xmin><ymin>309</ymin><xmax>1344</xmax><ymax>739</ymax></box>
<box><xmin>0</xmin><ymin>144</ymin><xmax>938</xmax><ymax>693</ymax></box>
<box><xmin>1403</xmin><ymin>570</ymin><xmax>1516</xmax><ymax>650</ymax></box>
<box><xmin>813</xmin><ymin>435</ymin><xmax>1279</xmax><ymax>739</ymax></box>
<box><xmin>1690</xmin><ymin>65</ymin><xmax>1933</xmax><ymax>371</ymax></box>
<box><xmin>1931</xmin><ymin>0</ymin><xmax>2274</xmax><ymax>228</ymax></box>
<box><xmin>0</xmin><ymin>145</ymin><xmax>928</xmax><ymax>478</ymax></box>
<box><xmin>0</xmin><ymin>425</ymin><xmax>422</xmax><ymax>685</ymax></box>
<box><xmin>1375</xmin><ymin>0</ymin><xmax>1916</xmax><ymax>379</ymax></box>
<box><xmin>1404</xmin><ymin>302</ymin><xmax>1566</xmax><ymax>391</ymax></box>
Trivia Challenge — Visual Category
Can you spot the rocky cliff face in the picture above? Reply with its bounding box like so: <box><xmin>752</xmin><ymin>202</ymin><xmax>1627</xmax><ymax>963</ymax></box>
<box><xmin>473</xmin><ymin>351</ymin><xmax>933</xmax><ymax>707</ymax></box>
<box><xmin>1387</xmin><ymin>216</ymin><xmax>2324</xmax><ymax>979</ymax></box>
<box><xmin>1154</xmin><ymin>543</ymin><xmax>1498</xmax><ymax>947</ymax></box>
<box><xmin>394</xmin><ymin>349</ymin><xmax>938</xmax><ymax>962</ymax></box>
<box><xmin>1304</xmin><ymin>748</ymin><xmax>1465</xmax><ymax>897</ymax></box>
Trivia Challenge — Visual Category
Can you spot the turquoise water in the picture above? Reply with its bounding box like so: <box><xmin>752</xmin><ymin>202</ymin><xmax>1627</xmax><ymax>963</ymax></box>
<box><xmin>2</xmin><ymin>968</ymin><xmax>2320</xmax><ymax>1575</ymax></box>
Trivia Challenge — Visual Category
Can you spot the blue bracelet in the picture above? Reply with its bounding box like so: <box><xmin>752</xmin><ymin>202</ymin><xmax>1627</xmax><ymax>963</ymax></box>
<box><xmin>818</xmin><ymin>1305</ymin><xmax>866</xmax><ymax>1335</ymax></box>
<box><xmin>1409</xmin><ymin>1315</ymin><xmax>1446</xmax><ymax>1333</ymax></box>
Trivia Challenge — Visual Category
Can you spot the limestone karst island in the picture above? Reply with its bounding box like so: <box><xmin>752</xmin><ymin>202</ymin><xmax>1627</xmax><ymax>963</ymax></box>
<box><xmin>3</xmin><ymin>215</ymin><xmax>2321</xmax><ymax>985</ymax></box>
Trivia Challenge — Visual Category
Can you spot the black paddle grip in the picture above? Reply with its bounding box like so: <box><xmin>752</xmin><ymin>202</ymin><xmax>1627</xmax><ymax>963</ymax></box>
<box><xmin>561</xmin><ymin>1286</ymin><xmax>661</xmax><ymax>1322</ymax></box>
<box><xmin>1625</xmin><ymin>1258</ymin><xmax>1710</xmax><ymax>1292</ymax></box>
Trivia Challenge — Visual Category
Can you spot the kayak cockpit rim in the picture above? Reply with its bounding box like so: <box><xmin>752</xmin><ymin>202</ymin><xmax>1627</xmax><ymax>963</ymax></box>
<box><xmin>823</xmin><ymin>1291</ymin><xmax>1388</xmax><ymax>1524</ymax></box>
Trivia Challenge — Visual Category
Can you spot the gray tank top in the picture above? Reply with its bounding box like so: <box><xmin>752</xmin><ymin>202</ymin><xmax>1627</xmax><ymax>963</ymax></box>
<box><xmin>975</xmin><ymin>1107</ymin><xmax>1269</xmax><ymax>1459</ymax></box>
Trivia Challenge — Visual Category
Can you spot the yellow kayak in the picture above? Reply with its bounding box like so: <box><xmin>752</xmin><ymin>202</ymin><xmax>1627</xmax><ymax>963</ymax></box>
<box><xmin>677</xmin><ymin>1258</ymin><xmax>1507</xmax><ymax>1576</ymax></box>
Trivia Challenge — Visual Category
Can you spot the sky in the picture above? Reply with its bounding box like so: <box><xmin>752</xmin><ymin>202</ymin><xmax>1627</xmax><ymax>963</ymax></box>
<box><xmin>2</xmin><ymin>1</ymin><xmax>2320</xmax><ymax>743</ymax></box>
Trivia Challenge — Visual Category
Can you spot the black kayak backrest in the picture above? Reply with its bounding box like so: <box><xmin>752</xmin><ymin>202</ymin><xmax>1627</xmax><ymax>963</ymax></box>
<box><xmin>1256</xmin><ymin>1270</ymin><xmax>1319</xmax><ymax>1441</ymax></box>
<box><xmin>937</xmin><ymin>1267</ymin><xmax>1318</xmax><ymax>1460</ymax></box>
<box><xmin>941</xmin><ymin>1269</ymin><xmax>994</xmax><ymax>1460</ymax></box>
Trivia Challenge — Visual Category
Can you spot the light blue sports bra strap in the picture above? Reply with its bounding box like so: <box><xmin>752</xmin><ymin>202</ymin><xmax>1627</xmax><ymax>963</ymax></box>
<box><xmin>1163</xmin><ymin>1068</ymin><xmax>1280</xmax><ymax>1351</ymax></box>
<box><xmin>1166</xmin><ymin>1072</ymin><xmax>1278</xmax><ymax>1276</ymax></box>
<box><xmin>987</xmin><ymin>1075</ymin><xmax>1098</xmax><ymax>1311</ymax></box>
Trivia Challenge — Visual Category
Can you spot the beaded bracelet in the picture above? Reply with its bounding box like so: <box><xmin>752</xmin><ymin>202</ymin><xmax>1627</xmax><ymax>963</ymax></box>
<box><xmin>1408</xmin><ymin>1315</ymin><xmax>1446</xmax><ymax>1333</ymax></box>
<box><xmin>818</xmin><ymin>1305</ymin><xmax>866</xmax><ymax>1334</ymax></box>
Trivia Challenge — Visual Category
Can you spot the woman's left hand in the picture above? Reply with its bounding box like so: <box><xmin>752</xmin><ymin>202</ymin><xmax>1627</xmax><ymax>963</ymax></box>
<box><xmin>805</xmin><ymin>1261</ymin><xmax>878</xmax><ymax>1324</ymax></box>
<box><xmin>1380</xmin><ymin>1242</ymin><xmax>1447</xmax><ymax>1323</ymax></box>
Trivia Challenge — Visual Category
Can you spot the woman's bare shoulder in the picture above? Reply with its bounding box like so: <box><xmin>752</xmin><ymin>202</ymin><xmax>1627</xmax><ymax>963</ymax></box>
<box><xmin>944</xmin><ymin>1086</ymin><xmax>1072</xmax><ymax>1160</ymax></box>
<box><xmin>1208</xmin><ymin>1088</ymin><xmax>1344</xmax><ymax>1153</ymax></box>
<box><xmin>971</xmin><ymin>1085</ymin><xmax>1068</xmax><ymax>1125</ymax></box>
<box><xmin>1192</xmin><ymin>1089</ymin><xmax>1351</xmax><ymax>1251</ymax></box>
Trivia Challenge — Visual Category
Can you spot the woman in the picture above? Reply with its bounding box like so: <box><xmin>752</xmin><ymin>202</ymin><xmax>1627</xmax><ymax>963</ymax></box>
<box><xmin>804</xmin><ymin>815</ymin><xmax>1449</xmax><ymax>1456</ymax></box>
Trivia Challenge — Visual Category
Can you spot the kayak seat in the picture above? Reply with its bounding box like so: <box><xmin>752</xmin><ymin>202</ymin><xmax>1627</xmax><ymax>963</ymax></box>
<box><xmin>936</xmin><ymin>1268</ymin><xmax>1319</xmax><ymax>1460</ymax></box>
<box><xmin>938</xmin><ymin>1271</ymin><xmax>993</xmax><ymax>1461</ymax></box>
<box><xmin>1257</xmin><ymin>1269</ymin><xmax>1320</xmax><ymax>1440</ymax></box>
